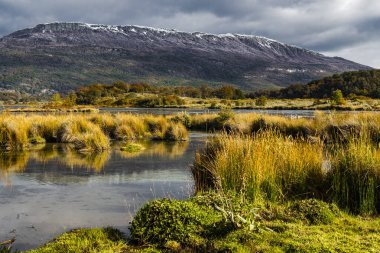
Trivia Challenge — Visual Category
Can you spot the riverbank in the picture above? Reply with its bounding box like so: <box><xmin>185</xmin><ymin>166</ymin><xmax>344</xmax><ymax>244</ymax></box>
<box><xmin>17</xmin><ymin>194</ymin><xmax>380</xmax><ymax>253</ymax></box>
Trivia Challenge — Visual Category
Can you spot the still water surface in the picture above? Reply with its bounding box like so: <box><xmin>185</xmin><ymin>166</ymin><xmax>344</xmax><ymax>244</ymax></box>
<box><xmin>0</xmin><ymin>133</ymin><xmax>207</xmax><ymax>251</ymax></box>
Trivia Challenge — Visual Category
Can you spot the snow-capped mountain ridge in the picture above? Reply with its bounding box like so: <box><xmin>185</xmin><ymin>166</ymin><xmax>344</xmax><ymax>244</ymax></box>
<box><xmin>0</xmin><ymin>22</ymin><xmax>370</xmax><ymax>92</ymax></box>
<box><xmin>4</xmin><ymin>22</ymin><xmax>318</xmax><ymax>55</ymax></box>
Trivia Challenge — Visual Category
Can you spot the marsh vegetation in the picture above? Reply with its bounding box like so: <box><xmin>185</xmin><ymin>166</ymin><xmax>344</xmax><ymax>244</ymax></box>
<box><xmin>3</xmin><ymin>111</ymin><xmax>380</xmax><ymax>252</ymax></box>
<box><xmin>0</xmin><ymin>113</ymin><xmax>188</xmax><ymax>152</ymax></box>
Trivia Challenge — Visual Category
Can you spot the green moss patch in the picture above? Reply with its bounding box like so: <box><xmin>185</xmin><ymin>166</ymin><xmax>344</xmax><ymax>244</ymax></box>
<box><xmin>27</xmin><ymin>227</ymin><xmax>127</xmax><ymax>253</ymax></box>
<box><xmin>120</xmin><ymin>143</ymin><xmax>145</xmax><ymax>153</ymax></box>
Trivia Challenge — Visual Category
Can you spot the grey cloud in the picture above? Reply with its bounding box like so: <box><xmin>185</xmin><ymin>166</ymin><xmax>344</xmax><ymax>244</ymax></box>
<box><xmin>0</xmin><ymin>0</ymin><xmax>379</xmax><ymax>67</ymax></box>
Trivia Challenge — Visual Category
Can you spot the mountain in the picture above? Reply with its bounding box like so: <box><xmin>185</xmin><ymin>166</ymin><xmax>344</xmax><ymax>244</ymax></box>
<box><xmin>0</xmin><ymin>22</ymin><xmax>371</xmax><ymax>94</ymax></box>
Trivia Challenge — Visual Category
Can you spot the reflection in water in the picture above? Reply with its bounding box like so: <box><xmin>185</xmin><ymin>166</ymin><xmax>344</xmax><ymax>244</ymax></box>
<box><xmin>0</xmin><ymin>152</ymin><xmax>29</xmax><ymax>186</ymax></box>
<box><xmin>0</xmin><ymin>134</ymin><xmax>204</xmax><ymax>251</ymax></box>
<box><xmin>0</xmin><ymin>140</ymin><xmax>189</xmax><ymax>186</ymax></box>
<box><xmin>115</xmin><ymin>141</ymin><xmax>189</xmax><ymax>159</ymax></box>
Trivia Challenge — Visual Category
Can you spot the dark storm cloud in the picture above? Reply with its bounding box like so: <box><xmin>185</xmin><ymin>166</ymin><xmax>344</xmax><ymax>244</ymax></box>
<box><xmin>0</xmin><ymin>0</ymin><xmax>379</xmax><ymax>67</ymax></box>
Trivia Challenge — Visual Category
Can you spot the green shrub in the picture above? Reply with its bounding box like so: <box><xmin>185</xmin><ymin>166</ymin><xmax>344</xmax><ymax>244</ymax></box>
<box><xmin>331</xmin><ymin>89</ymin><xmax>346</xmax><ymax>105</ymax></box>
<box><xmin>255</xmin><ymin>96</ymin><xmax>268</xmax><ymax>106</ymax></box>
<box><xmin>287</xmin><ymin>199</ymin><xmax>339</xmax><ymax>225</ymax></box>
<box><xmin>130</xmin><ymin>199</ymin><xmax>217</xmax><ymax>248</ymax></box>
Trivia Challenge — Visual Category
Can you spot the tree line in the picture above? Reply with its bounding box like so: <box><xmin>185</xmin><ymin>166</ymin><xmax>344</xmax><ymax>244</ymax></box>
<box><xmin>75</xmin><ymin>82</ymin><xmax>245</xmax><ymax>105</ymax></box>
<box><xmin>249</xmin><ymin>70</ymin><xmax>380</xmax><ymax>99</ymax></box>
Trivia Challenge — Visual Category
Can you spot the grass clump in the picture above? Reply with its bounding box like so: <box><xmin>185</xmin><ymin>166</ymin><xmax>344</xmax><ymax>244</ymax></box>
<box><xmin>28</xmin><ymin>136</ymin><xmax>46</xmax><ymax>144</ymax></box>
<box><xmin>89</xmin><ymin>114</ymin><xmax>117</xmax><ymax>138</ymax></box>
<box><xmin>57</xmin><ymin>118</ymin><xmax>110</xmax><ymax>152</ymax></box>
<box><xmin>0</xmin><ymin>116</ymin><xmax>30</xmax><ymax>150</ymax></box>
<box><xmin>163</xmin><ymin>123</ymin><xmax>188</xmax><ymax>141</ymax></box>
<box><xmin>120</xmin><ymin>143</ymin><xmax>145</xmax><ymax>153</ymax></box>
<box><xmin>28</xmin><ymin>115</ymin><xmax>61</xmax><ymax>142</ymax></box>
<box><xmin>192</xmin><ymin>131</ymin><xmax>324</xmax><ymax>202</ymax></box>
<box><xmin>287</xmin><ymin>199</ymin><xmax>340</xmax><ymax>225</ymax></box>
<box><xmin>331</xmin><ymin>134</ymin><xmax>380</xmax><ymax>214</ymax></box>
<box><xmin>144</xmin><ymin>116</ymin><xmax>170</xmax><ymax>140</ymax></box>
<box><xmin>27</xmin><ymin>227</ymin><xmax>127</xmax><ymax>253</ymax></box>
<box><xmin>114</xmin><ymin>114</ymin><xmax>148</xmax><ymax>140</ymax></box>
<box><xmin>171</xmin><ymin>112</ymin><xmax>192</xmax><ymax>128</ymax></box>
<box><xmin>251</xmin><ymin>117</ymin><xmax>314</xmax><ymax>139</ymax></box>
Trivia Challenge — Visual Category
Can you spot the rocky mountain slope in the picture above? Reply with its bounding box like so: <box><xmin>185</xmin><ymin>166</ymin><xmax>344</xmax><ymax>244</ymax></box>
<box><xmin>0</xmin><ymin>22</ymin><xmax>371</xmax><ymax>94</ymax></box>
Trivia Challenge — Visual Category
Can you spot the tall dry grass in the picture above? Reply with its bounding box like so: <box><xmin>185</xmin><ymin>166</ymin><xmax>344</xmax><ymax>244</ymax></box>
<box><xmin>57</xmin><ymin>118</ymin><xmax>109</xmax><ymax>152</ymax></box>
<box><xmin>0</xmin><ymin>113</ymin><xmax>189</xmax><ymax>151</ymax></box>
<box><xmin>192</xmin><ymin>122</ymin><xmax>380</xmax><ymax>214</ymax></box>
<box><xmin>192</xmin><ymin>130</ymin><xmax>325</xmax><ymax>202</ymax></box>
<box><xmin>0</xmin><ymin>114</ymin><xmax>30</xmax><ymax>150</ymax></box>
<box><xmin>187</xmin><ymin>111</ymin><xmax>380</xmax><ymax>144</ymax></box>
<box><xmin>331</xmin><ymin>132</ymin><xmax>380</xmax><ymax>214</ymax></box>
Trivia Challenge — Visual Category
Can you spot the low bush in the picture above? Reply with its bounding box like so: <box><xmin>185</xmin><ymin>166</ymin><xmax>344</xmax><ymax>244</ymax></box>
<box><xmin>130</xmin><ymin>199</ymin><xmax>218</xmax><ymax>249</ymax></box>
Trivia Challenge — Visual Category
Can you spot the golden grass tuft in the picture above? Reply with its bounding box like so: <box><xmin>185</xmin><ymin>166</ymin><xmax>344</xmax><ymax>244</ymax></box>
<box><xmin>0</xmin><ymin>114</ymin><xmax>30</xmax><ymax>150</ymax></box>
<box><xmin>331</xmin><ymin>133</ymin><xmax>380</xmax><ymax>214</ymax></box>
<box><xmin>57</xmin><ymin>118</ymin><xmax>110</xmax><ymax>152</ymax></box>
<box><xmin>192</xmin><ymin>130</ymin><xmax>324</xmax><ymax>202</ymax></box>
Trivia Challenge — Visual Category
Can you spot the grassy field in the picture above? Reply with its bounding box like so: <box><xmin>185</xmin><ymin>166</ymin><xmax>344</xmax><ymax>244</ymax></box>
<box><xmin>179</xmin><ymin>97</ymin><xmax>380</xmax><ymax>110</ymax></box>
<box><xmin>5</xmin><ymin>96</ymin><xmax>380</xmax><ymax>111</ymax></box>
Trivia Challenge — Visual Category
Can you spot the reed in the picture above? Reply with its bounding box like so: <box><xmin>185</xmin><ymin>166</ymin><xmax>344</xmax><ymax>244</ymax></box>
<box><xmin>192</xmin><ymin>130</ymin><xmax>324</xmax><ymax>202</ymax></box>
<box><xmin>331</xmin><ymin>132</ymin><xmax>380</xmax><ymax>214</ymax></box>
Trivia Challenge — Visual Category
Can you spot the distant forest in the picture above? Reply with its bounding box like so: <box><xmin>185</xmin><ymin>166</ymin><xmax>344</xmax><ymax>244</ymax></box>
<box><xmin>75</xmin><ymin>82</ymin><xmax>244</xmax><ymax>106</ymax></box>
<box><xmin>250</xmin><ymin>70</ymin><xmax>380</xmax><ymax>99</ymax></box>
<box><xmin>74</xmin><ymin>70</ymin><xmax>380</xmax><ymax>106</ymax></box>
<box><xmin>2</xmin><ymin>69</ymin><xmax>380</xmax><ymax>104</ymax></box>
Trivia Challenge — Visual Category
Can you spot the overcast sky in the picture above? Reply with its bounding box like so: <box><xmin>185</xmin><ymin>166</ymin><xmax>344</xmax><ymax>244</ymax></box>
<box><xmin>0</xmin><ymin>0</ymin><xmax>379</xmax><ymax>67</ymax></box>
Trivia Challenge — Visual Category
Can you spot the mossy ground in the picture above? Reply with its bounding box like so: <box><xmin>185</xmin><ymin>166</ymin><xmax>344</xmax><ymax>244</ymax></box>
<box><xmin>24</xmin><ymin>193</ymin><xmax>380</xmax><ymax>253</ymax></box>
